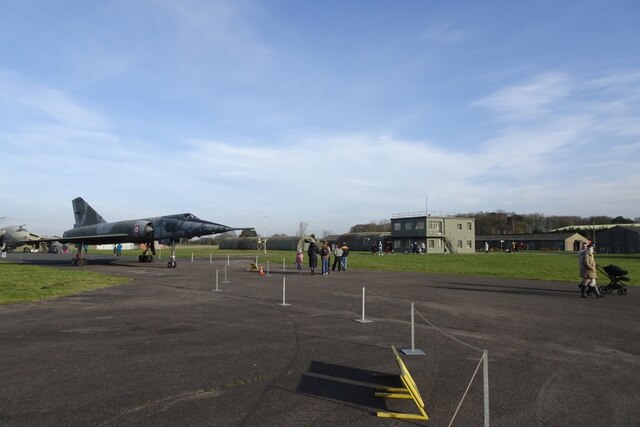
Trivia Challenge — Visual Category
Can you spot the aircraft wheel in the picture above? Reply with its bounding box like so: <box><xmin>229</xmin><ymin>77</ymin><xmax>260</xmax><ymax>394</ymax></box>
<box><xmin>167</xmin><ymin>260</ymin><xmax>177</xmax><ymax>268</ymax></box>
<box><xmin>71</xmin><ymin>258</ymin><xmax>78</xmax><ymax>266</ymax></box>
<box><xmin>138</xmin><ymin>255</ymin><xmax>144</xmax><ymax>263</ymax></box>
<box><xmin>81</xmin><ymin>258</ymin><xmax>88</xmax><ymax>266</ymax></box>
<box><xmin>147</xmin><ymin>255</ymin><xmax>154</xmax><ymax>263</ymax></box>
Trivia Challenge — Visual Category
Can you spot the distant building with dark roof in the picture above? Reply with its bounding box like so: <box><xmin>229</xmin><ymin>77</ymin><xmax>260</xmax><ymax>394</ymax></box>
<box><xmin>475</xmin><ymin>233</ymin><xmax>589</xmax><ymax>252</ymax></box>
<box><xmin>595</xmin><ymin>226</ymin><xmax>640</xmax><ymax>254</ymax></box>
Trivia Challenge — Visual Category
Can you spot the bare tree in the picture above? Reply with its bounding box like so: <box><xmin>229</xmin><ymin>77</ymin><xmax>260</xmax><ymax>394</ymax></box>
<box><xmin>297</xmin><ymin>221</ymin><xmax>308</xmax><ymax>237</ymax></box>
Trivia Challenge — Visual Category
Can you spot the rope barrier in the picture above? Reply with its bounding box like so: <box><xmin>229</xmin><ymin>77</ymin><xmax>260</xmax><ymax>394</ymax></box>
<box><xmin>414</xmin><ymin>308</ymin><xmax>484</xmax><ymax>354</ymax></box>
<box><xmin>447</xmin><ymin>353</ymin><xmax>484</xmax><ymax>427</ymax></box>
<box><xmin>366</xmin><ymin>289</ymin><xmax>484</xmax><ymax>353</ymax></box>
<box><xmin>366</xmin><ymin>288</ymin><xmax>489</xmax><ymax>426</ymax></box>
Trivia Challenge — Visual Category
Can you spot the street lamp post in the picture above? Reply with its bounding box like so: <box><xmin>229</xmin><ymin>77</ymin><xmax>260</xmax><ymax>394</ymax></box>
<box><xmin>262</xmin><ymin>216</ymin><xmax>268</xmax><ymax>254</ymax></box>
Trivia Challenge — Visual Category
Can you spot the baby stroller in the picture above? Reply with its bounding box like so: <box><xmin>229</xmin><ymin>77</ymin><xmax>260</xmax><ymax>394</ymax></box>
<box><xmin>597</xmin><ymin>264</ymin><xmax>629</xmax><ymax>296</ymax></box>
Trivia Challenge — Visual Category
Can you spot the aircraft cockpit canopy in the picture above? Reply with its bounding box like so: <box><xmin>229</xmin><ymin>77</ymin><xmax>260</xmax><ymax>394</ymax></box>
<box><xmin>165</xmin><ymin>213</ymin><xmax>203</xmax><ymax>222</ymax></box>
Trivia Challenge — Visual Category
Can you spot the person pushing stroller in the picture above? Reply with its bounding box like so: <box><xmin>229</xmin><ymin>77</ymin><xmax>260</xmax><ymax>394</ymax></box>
<box><xmin>579</xmin><ymin>243</ymin><xmax>604</xmax><ymax>298</ymax></box>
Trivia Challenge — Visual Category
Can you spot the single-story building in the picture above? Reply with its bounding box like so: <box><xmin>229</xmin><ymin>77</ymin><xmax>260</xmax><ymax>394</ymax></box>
<box><xmin>476</xmin><ymin>233</ymin><xmax>589</xmax><ymax>252</ymax></box>
<box><xmin>595</xmin><ymin>226</ymin><xmax>640</xmax><ymax>254</ymax></box>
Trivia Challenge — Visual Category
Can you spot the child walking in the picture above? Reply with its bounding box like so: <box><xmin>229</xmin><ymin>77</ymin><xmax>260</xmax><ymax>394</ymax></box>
<box><xmin>295</xmin><ymin>250</ymin><xmax>304</xmax><ymax>273</ymax></box>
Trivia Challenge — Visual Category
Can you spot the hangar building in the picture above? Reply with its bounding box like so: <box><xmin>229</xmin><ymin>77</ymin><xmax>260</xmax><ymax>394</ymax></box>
<box><xmin>595</xmin><ymin>225</ymin><xmax>640</xmax><ymax>253</ymax></box>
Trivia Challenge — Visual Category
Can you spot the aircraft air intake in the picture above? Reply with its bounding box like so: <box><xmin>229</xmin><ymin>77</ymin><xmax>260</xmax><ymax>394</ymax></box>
<box><xmin>133</xmin><ymin>221</ymin><xmax>154</xmax><ymax>237</ymax></box>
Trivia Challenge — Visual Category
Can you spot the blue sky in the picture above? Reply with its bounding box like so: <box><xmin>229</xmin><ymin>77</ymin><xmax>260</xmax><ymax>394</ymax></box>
<box><xmin>1</xmin><ymin>0</ymin><xmax>639</xmax><ymax>237</ymax></box>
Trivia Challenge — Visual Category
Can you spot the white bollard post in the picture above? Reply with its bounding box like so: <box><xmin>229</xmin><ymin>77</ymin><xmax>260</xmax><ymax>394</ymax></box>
<box><xmin>213</xmin><ymin>269</ymin><xmax>221</xmax><ymax>292</ymax></box>
<box><xmin>278</xmin><ymin>277</ymin><xmax>291</xmax><ymax>306</ymax></box>
<box><xmin>483</xmin><ymin>350</ymin><xmax>490</xmax><ymax>427</ymax></box>
<box><xmin>266</xmin><ymin>260</ymin><xmax>271</xmax><ymax>276</ymax></box>
<box><xmin>401</xmin><ymin>303</ymin><xmax>425</xmax><ymax>356</ymax></box>
<box><xmin>227</xmin><ymin>254</ymin><xmax>230</xmax><ymax>266</ymax></box>
<box><xmin>354</xmin><ymin>287</ymin><xmax>373</xmax><ymax>323</ymax></box>
<box><xmin>283</xmin><ymin>257</ymin><xmax>286</xmax><ymax>273</ymax></box>
<box><xmin>191</xmin><ymin>252</ymin><xmax>194</xmax><ymax>262</ymax></box>
<box><xmin>223</xmin><ymin>265</ymin><xmax>230</xmax><ymax>283</ymax></box>
<box><xmin>210</xmin><ymin>253</ymin><xmax>212</xmax><ymax>264</ymax></box>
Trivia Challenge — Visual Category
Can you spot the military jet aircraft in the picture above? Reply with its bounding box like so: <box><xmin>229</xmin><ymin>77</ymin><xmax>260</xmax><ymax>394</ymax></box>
<box><xmin>0</xmin><ymin>225</ymin><xmax>48</xmax><ymax>253</ymax></box>
<box><xmin>25</xmin><ymin>197</ymin><xmax>251</xmax><ymax>268</ymax></box>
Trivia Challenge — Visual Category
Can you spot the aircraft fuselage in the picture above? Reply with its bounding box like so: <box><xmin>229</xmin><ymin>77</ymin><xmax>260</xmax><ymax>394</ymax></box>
<box><xmin>63</xmin><ymin>214</ymin><xmax>235</xmax><ymax>245</ymax></box>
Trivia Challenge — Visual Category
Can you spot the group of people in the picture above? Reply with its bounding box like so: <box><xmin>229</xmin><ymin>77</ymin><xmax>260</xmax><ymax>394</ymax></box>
<box><xmin>410</xmin><ymin>242</ymin><xmax>426</xmax><ymax>254</ymax></box>
<box><xmin>578</xmin><ymin>242</ymin><xmax>604</xmax><ymax>298</ymax></box>
<box><xmin>297</xmin><ymin>237</ymin><xmax>349</xmax><ymax>276</ymax></box>
<box><xmin>371</xmin><ymin>240</ymin><xmax>394</xmax><ymax>255</ymax></box>
<box><xmin>112</xmin><ymin>243</ymin><xmax>123</xmax><ymax>256</ymax></box>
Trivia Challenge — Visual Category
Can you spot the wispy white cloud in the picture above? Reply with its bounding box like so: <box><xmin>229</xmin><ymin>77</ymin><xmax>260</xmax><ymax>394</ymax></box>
<box><xmin>3</xmin><ymin>65</ymin><xmax>640</xmax><ymax>235</ymax></box>
<box><xmin>474</xmin><ymin>72</ymin><xmax>572</xmax><ymax>121</ymax></box>
<box><xmin>1</xmin><ymin>0</ymin><xmax>639</xmax><ymax>241</ymax></box>
<box><xmin>422</xmin><ymin>22</ymin><xmax>471</xmax><ymax>44</ymax></box>
<box><xmin>0</xmin><ymin>70</ymin><xmax>110</xmax><ymax>130</ymax></box>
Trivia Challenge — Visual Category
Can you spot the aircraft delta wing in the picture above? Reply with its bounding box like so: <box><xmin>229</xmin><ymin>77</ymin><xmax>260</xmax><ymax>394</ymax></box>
<box><xmin>19</xmin><ymin>197</ymin><xmax>251</xmax><ymax>268</ymax></box>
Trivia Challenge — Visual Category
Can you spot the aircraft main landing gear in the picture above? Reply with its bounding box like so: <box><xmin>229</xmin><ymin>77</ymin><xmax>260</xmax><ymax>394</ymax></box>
<box><xmin>138</xmin><ymin>243</ymin><xmax>155</xmax><ymax>263</ymax></box>
<box><xmin>167</xmin><ymin>240</ymin><xmax>178</xmax><ymax>268</ymax></box>
<box><xmin>71</xmin><ymin>257</ymin><xmax>87</xmax><ymax>267</ymax></box>
<box><xmin>72</xmin><ymin>244</ymin><xmax>87</xmax><ymax>267</ymax></box>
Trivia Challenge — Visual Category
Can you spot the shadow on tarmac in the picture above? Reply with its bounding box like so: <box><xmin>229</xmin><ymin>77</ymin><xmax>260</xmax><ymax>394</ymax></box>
<box><xmin>297</xmin><ymin>361</ymin><xmax>399</xmax><ymax>412</ymax></box>
<box><xmin>431</xmin><ymin>283</ymin><xmax>579</xmax><ymax>298</ymax></box>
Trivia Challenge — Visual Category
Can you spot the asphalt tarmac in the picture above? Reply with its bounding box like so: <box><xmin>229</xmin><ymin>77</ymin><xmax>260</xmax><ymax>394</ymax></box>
<box><xmin>1</xmin><ymin>253</ymin><xmax>639</xmax><ymax>426</ymax></box>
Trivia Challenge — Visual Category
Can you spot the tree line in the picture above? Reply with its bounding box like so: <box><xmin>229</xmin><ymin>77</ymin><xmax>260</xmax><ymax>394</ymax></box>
<box><xmin>347</xmin><ymin>213</ymin><xmax>638</xmax><ymax>235</ymax></box>
<box><xmin>462</xmin><ymin>212</ymin><xmax>637</xmax><ymax>235</ymax></box>
<box><xmin>190</xmin><ymin>213</ymin><xmax>638</xmax><ymax>244</ymax></box>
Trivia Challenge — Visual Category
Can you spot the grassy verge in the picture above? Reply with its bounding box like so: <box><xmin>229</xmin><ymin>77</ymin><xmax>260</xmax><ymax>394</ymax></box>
<box><xmin>0</xmin><ymin>263</ymin><xmax>133</xmax><ymax>304</ymax></box>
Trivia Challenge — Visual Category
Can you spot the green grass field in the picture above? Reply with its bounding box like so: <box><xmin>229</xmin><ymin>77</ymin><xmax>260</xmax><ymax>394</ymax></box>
<box><xmin>0</xmin><ymin>264</ymin><xmax>132</xmax><ymax>304</ymax></box>
<box><xmin>267</xmin><ymin>250</ymin><xmax>639</xmax><ymax>283</ymax></box>
<box><xmin>2</xmin><ymin>249</ymin><xmax>636</xmax><ymax>304</ymax></box>
<box><xmin>99</xmin><ymin>246</ymin><xmax>640</xmax><ymax>283</ymax></box>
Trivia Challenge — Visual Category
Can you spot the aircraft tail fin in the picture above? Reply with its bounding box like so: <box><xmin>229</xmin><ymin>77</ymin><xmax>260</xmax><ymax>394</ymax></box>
<box><xmin>72</xmin><ymin>197</ymin><xmax>106</xmax><ymax>228</ymax></box>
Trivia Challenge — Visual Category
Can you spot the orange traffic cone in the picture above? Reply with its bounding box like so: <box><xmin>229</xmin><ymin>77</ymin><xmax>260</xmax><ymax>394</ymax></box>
<box><xmin>259</xmin><ymin>265</ymin><xmax>265</xmax><ymax>276</ymax></box>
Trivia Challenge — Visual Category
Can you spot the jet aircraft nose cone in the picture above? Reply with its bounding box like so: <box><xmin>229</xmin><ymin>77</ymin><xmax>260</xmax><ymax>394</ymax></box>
<box><xmin>203</xmin><ymin>223</ymin><xmax>231</xmax><ymax>235</ymax></box>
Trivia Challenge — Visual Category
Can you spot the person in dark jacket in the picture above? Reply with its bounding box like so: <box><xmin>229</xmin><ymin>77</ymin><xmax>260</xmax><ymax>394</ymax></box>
<box><xmin>307</xmin><ymin>239</ymin><xmax>318</xmax><ymax>275</ymax></box>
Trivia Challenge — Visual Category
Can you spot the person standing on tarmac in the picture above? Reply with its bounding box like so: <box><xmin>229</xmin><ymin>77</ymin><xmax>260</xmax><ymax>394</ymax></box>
<box><xmin>578</xmin><ymin>242</ymin><xmax>588</xmax><ymax>296</ymax></box>
<box><xmin>332</xmin><ymin>243</ymin><xmax>343</xmax><ymax>271</ymax></box>
<box><xmin>307</xmin><ymin>238</ymin><xmax>318</xmax><ymax>276</ymax></box>
<box><xmin>320</xmin><ymin>241</ymin><xmax>331</xmax><ymax>275</ymax></box>
<box><xmin>340</xmin><ymin>242</ymin><xmax>349</xmax><ymax>271</ymax></box>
